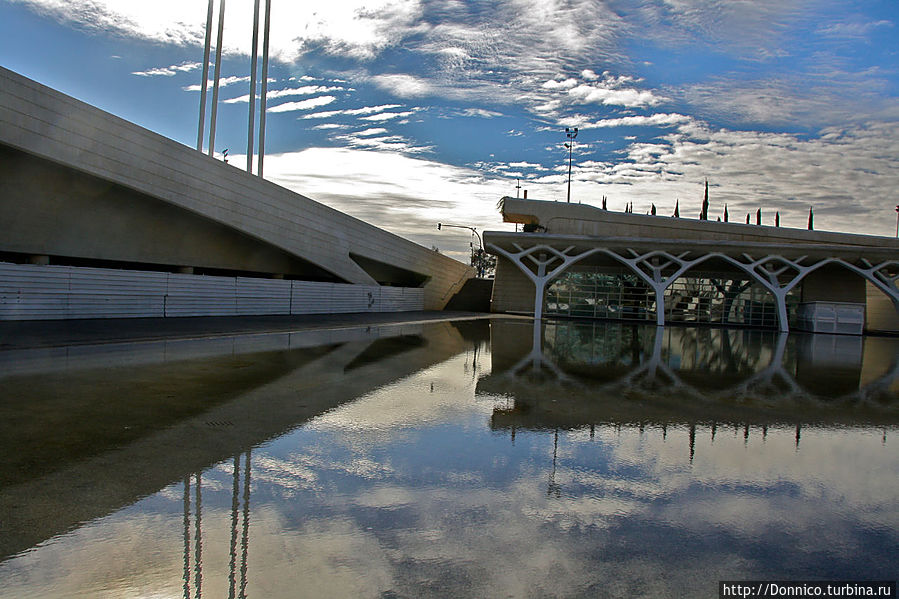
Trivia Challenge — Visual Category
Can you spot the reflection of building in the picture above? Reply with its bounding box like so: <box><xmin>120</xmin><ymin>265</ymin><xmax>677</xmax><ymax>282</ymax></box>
<box><xmin>486</xmin><ymin>198</ymin><xmax>899</xmax><ymax>333</ymax></box>
<box><xmin>0</xmin><ymin>321</ymin><xmax>472</xmax><ymax>561</ymax></box>
<box><xmin>0</xmin><ymin>68</ymin><xmax>472</xmax><ymax>320</ymax></box>
<box><xmin>481</xmin><ymin>319</ymin><xmax>899</xmax><ymax>432</ymax></box>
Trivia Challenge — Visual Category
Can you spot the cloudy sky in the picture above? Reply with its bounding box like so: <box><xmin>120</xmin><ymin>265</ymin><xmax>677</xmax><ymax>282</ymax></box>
<box><xmin>1</xmin><ymin>0</ymin><xmax>898</xmax><ymax>261</ymax></box>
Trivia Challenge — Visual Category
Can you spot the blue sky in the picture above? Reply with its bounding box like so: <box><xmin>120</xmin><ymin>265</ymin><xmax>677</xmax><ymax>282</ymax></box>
<box><xmin>2</xmin><ymin>0</ymin><xmax>898</xmax><ymax>261</ymax></box>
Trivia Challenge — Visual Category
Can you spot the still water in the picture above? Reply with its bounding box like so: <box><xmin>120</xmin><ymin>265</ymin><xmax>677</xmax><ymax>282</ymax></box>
<box><xmin>0</xmin><ymin>318</ymin><xmax>897</xmax><ymax>598</ymax></box>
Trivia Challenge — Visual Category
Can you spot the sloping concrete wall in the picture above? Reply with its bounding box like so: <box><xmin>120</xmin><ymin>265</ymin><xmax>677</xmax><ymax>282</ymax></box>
<box><xmin>0</xmin><ymin>67</ymin><xmax>472</xmax><ymax>309</ymax></box>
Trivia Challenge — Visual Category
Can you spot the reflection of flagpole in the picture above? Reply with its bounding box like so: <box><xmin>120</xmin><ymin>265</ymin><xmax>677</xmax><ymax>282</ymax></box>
<box><xmin>194</xmin><ymin>473</ymin><xmax>203</xmax><ymax>597</ymax></box>
<box><xmin>229</xmin><ymin>456</ymin><xmax>241</xmax><ymax>599</ymax></box>
<box><xmin>547</xmin><ymin>428</ymin><xmax>561</xmax><ymax>498</ymax></box>
<box><xmin>239</xmin><ymin>450</ymin><xmax>252</xmax><ymax>599</ymax></box>
<box><xmin>183</xmin><ymin>476</ymin><xmax>192</xmax><ymax>599</ymax></box>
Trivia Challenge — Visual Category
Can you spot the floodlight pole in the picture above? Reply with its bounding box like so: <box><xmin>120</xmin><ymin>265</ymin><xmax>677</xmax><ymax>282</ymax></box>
<box><xmin>437</xmin><ymin>223</ymin><xmax>482</xmax><ymax>250</ymax></box>
<box><xmin>565</xmin><ymin>127</ymin><xmax>578</xmax><ymax>203</ymax></box>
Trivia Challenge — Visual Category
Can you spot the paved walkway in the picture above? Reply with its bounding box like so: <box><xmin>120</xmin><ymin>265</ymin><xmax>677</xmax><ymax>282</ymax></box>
<box><xmin>0</xmin><ymin>311</ymin><xmax>517</xmax><ymax>350</ymax></box>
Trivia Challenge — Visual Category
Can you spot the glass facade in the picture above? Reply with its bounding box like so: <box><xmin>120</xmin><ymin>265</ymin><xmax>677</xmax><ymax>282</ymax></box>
<box><xmin>545</xmin><ymin>267</ymin><xmax>800</xmax><ymax>327</ymax></box>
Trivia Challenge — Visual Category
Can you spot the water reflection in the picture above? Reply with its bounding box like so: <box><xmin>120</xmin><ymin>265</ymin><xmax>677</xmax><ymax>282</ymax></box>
<box><xmin>0</xmin><ymin>318</ymin><xmax>897</xmax><ymax>598</ymax></box>
<box><xmin>484</xmin><ymin>320</ymin><xmax>899</xmax><ymax>432</ymax></box>
<box><xmin>0</xmin><ymin>321</ymin><xmax>471</xmax><ymax>563</ymax></box>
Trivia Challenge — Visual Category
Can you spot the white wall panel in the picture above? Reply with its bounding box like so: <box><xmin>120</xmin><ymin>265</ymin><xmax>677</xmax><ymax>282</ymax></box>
<box><xmin>0</xmin><ymin>263</ymin><xmax>424</xmax><ymax>320</ymax></box>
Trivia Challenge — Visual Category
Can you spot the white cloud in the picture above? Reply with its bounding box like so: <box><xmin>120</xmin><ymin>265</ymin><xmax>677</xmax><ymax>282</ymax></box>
<box><xmin>542</xmin><ymin>78</ymin><xmax>579</xmax><ymax>90</ymax></box>
<box><xmin>252</xmin><ymin>147</ymin><xmax>512</xmax><ymax>260</ymax></box>
<box><xmin>359</xmin><ymin>111</ymin><xmax>414</xmax><ymax>121</ymax></box>
<box><xmin>575</xmin><ymin>113</ymin><xmax>692</xmax><ymax>129</ymax></box>
<box><xmin>9</xmin><ymin>0</ymin><xmax>425</xmax><ymax>61</ymax></box>
<box><xmin>371</xmin><ymin>74</ymin><xmax>434</xmax><ymax>98</ymax></box>
<box><xmin>267</xmin><ymin>96</ymin><xmax>337</xmax><ymax>113</ymax></box>
<box><xmin>224</xmin><ymin>85</ymin><xmax>345</xmax><ymax>104</ymax></box>
<box><xmin>131</xmin><ymin>61</ymin><xmax>200</xmax><ymax>77</ymax></box>
<box><xmin>817</xmin><ymin>19</ymin><xmax>893</xmax><ymax>38</ymax></box>
<box><xmin>299</xmin><ymin>110</ymin><xmax>344</xmax><ymax>120</ymax></box>
<box><xmin>355</xmin><ymin>128</ymin><xmax>389</xmax><ymax>137</ymax></box>
<box><xmin>344</xmin><ymin>104</ymin><xmax>403</xmax><ymax>115</ymax></box>
<box><xmin>567</xmin><ymin>83</ymin><xmax>663</xmax><ymax>108</ymax></box>
<box><xmin>458</xmin><ymin>108</ymin><xmax>504</xmax><ymax>119</ymax></box>
<box><xmin>182</xmin><ymin>75</ymin><xmax>261</xmax><ymax>92</ymax></box>
<box><xmin>551</xmin><ymin>120</ymin><xmax>899</xmax><ymax>236</ymax></box>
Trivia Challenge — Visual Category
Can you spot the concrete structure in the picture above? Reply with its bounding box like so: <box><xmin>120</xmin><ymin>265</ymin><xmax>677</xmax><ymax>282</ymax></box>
<box><xmin>486</xmin><ymin>198</ymin><xmax>899</xmax><ymax>333</ymax></box>
<box><xmin>0</xmin><ymin>67</ymin><xmax>472</xmax><ymax>320</ymax></box>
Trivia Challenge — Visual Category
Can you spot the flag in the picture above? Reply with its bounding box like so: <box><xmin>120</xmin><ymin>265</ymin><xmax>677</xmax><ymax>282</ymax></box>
<box><xmin>724</xmin><ymin>204</ymin><xmax>729</xmax><ymax>222</ymax></box>
<box><xmin>756</xmin><ymin>208</ymin><xmax>761</xmax><ymax>225</ymax></box>
<box><xmin>673</xmin><ymin>199</ymin><xmax>680</xmax><ymax>217</ymax></box>
<box><xmin>775</xmin><ymin>211</ymin><xmax>780</xmax><ymax>227</ymax></box>
<box><xmin>808</xmin><ymin>206</ymin><xmax>814</xmax><ymax>230</ymax></box>
<box><xmin>700</xmin><ymin>179</ymin><xmax>709</xmax><ymax>220</ymax></box>
<box><xmin>651</xmin><ymin>203</ymin><xmax>656</xmax><ymax>215</ymax></box>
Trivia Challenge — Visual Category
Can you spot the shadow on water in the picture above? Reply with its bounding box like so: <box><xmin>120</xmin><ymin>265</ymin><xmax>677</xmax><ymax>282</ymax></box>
<box><xmin>482</xmin><ymin>319</ymin><xmax>899</xmax><ymax>431</ymax></box>
<box><xmin>0</xmin><ymin>321</ymin><xmax>471</xmax><ymax>561</ymax></box>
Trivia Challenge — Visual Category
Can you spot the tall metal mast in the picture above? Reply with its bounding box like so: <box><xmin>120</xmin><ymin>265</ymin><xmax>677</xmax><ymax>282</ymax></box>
<box><xmin>246</xmin><ymin>0</ymin><xmax>261</xmax><ymax>173</ymax></box>
<box><xmin>196</xmin><ymin>0</ymin><xmax>214</xmax><ymax>152</ymax></box>
<box><xmin>207</xmin><ymin>0</ymin><xmax>226</xmax><ymax>157</ymax></box>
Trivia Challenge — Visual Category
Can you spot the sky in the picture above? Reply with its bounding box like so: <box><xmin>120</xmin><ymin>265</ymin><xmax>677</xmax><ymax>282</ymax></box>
<box><xmin>1</xmin><ymin>0</ymin><xmax>898</xmax><ymax>262</ymax></box>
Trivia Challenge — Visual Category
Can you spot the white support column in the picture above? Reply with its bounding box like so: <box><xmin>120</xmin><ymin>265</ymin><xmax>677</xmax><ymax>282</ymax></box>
<box><xmin>246</xmin><ymin>0</ymin><xmax>261</xmax><ymax>173</ymax></box>
<box><xmin>196</xmin><ymin>0</ymin><xmax>214</xmax><ymax>152</ymax></box>
<box><xmin>208</xmin><ymin>0</ymin><xmax>226</xmax><ymax>157</ymax></box>
<box><xmin>489</xmin><ymin>243</ymin><xmax>590</xmax><ymax>320</ymax></box>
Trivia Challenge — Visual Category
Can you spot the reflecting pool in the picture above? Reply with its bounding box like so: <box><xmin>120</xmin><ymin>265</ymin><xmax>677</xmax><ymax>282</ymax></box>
<box><xmin>1</xmin><ymin>319</ymin><xmax>897</xmax><ymax>598</ymax></box>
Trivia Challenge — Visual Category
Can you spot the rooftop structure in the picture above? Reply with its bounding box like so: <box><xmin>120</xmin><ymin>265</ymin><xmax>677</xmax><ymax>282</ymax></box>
<box><xmin>486</xmin><ymin>198</ymin><xmax>899</xmax><ymax>333</ymax></box>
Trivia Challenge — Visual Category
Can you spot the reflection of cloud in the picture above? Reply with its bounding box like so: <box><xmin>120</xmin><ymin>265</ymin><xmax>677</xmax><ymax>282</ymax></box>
<box><xmin>1</xmin><ymin>344</ymin><xmax>896</xmax><ymax>597</ymax></box>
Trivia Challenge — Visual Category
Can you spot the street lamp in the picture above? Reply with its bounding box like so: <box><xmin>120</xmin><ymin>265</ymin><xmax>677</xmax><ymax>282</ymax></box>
<box><xmin>437</xmin><ymin>223</ymin><xmax>485</xmax><ymax>276</ymax></box>
<box><xmin>565</xmin><ymin>127</ymin><xmax>578</xmax><ymax>203</ymax></box>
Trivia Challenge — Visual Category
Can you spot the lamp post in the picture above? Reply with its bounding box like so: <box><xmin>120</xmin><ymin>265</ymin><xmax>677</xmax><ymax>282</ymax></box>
<box><xmin>565</xmin><ymin>127</ymin><xmax>578</xmax><ymax>203</ymax></box>
<box><xmin>437</xmin><ymin>223</ymin><xmax>484</xmax><ymax>276</ymax></box>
